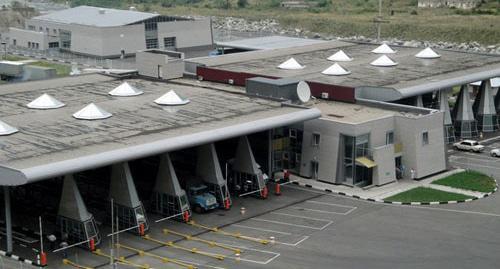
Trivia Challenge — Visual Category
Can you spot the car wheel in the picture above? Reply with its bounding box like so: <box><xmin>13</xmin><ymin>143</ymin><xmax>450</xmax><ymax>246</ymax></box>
<box><xmin>194</xmin><ymin>205</ymin><xmax>203</xmax><ymax>214</ymax></box>
<box><xmin>492</xmin><ymin>153</ymin><xmax>498</xmax><ymax>157</ymax></box>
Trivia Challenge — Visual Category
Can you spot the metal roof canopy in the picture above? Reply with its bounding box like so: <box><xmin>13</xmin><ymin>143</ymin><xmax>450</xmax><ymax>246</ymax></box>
<box><xmin>0</xmin><ymin>74</ymin><xmax>320</xmax><ymax>186</ymax></box>
<box><xmin>189</xmin><ymin>41</ymin><xmax>500</xmax><ymax>102</ymax></box>
<box><xmin>216</xmin><ymin>35</ymin><xmax>327</xmax><ymax>51</ymax></box>
<box><xmin>30</xmin><ymin>5</ymin><xmax>174</xmax><ymax>27</ymax></box>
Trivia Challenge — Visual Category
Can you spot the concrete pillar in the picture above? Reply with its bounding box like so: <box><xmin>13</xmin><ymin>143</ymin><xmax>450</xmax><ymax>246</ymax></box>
<box><xmin>233</xmin><ymin>136</ymin><xmax>266</xmax><ymax>189</ymax></box>
<box><xmin>452</xmin><ymin>85</ymin><xmax>478</xmax><ymax>139</ymax></box>
<box><xmin>414</xmin><ymin>95</ymin><xmax>424</xmax><ymax>108</ymax></box>
<box><xmin>495</xmin><ymin>86</ymin><xmax>500</xmax><ymax>114</ymax></box>
<box><xmin>3</xmin><ymin>186</ymin><xmax>12</xmax><ymax>253</ymax></box>
<box><xmin>196</xmin><ymin>144</ymin><xmax>230</xmax><ymax>207</ymax></box>
<box><xmin>109</xmin><ymin>162</ymin><xmax>148</xmax><ymax>232</ymax></box>
<box><xmin>152</xmin><ymin>153</ymin><xmax>190</xmax><ymax>216</ymax></box>
<box><xmin>439</xmin><ymin>89</ymin><xmax>456</xmax><ymax>144</ymax></box>
<box><xmin>472</xmin><ymin>80</ymin><xmax>499</xmax><ymax>133</ymax></box>
<box><xmin>57</xmin><ymin>175</ymin><xmax>100</xmax><ymax>246</ymax></box>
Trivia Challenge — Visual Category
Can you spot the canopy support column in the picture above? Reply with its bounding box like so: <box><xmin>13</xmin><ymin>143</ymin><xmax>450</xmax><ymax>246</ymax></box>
<box><xmin>4</xmin><ymin>186</ymin><xmax>12</xmax><ymax>252</ymax></box>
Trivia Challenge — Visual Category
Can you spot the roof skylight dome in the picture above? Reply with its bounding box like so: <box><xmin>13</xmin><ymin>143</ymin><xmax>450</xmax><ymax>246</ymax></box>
<box><xmin>322</xmin><ymin>63</ymin><xmax>351</xmax><ymax>76</ymax></box>
<box><xmin>154</xmin><ymin>90</ymin><xmax>190</xmax><ymax>105</ymax></box>
<box><xmin>415</xmin><ymin>47</ymin><xmax>441</xmax><ymax>59</ymax></box>
<box><xmin>277</xmin><ymin>57</ymin><xmax>305</xmax><ymax>70</ymax></box>
<box><xmin>327</xmin><ymin>50</ymin><xmax>353</xmax><ymax>62</ymax></box>
<box><xmin>73</xmin><ymin>103</ymin><xmax>112</xmax><ymax>120</ymax></box>
<box><xmin>27</xmin><ymin>93</ymin><xmax>65</xmax><ymax>109</ymax></box>
<box><xmin>109</xmin><ymin>82</ymin><xmax>144</xmax><ymax>96</ymax></box>
<box><xmin>371</xmin><ymin>43</ymin><xmax>396</xmax><ymax>54</ymax></box>
<box><xmin>0</xmin><ymin>120</ymin><xmax>18</xmax><ymax>136</ymax></box>
<box><xmin>370</xmin><ymin>55</ymin><xmax>398</xmax><ymax>67</ymax></box>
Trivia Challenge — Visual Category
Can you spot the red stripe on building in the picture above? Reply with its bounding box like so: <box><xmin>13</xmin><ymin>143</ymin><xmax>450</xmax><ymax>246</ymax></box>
<box><xmin>197</xmin><ymin>66</ymin><xmax>355</xmax><ymax>103</ymax></box>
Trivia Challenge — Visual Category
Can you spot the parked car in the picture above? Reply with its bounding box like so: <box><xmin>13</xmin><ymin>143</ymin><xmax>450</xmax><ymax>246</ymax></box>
<box><xmin>491</xmin><ymin>148</ymin><xmax>500</xmax><ymax>157</ymax></box>
<box><xmin>453</xmin><ymin>140</ymin><xmax>485</xmax><ymax>152</ymax></box>
<box><xmin>187</xmin><ymin>184</ymin><xmax>219</xmax><ymax>213</ymax></box>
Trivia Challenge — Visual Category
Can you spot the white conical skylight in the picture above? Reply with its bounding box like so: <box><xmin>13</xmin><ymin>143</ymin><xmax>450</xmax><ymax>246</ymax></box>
<box><xmin>73</xmin><ymin>103</ymin><xmax>112</xmax><ymax>120</ymax></box>
<box><xmin>277</xmin><ymin>58</ymin><xmax>305</xmax><ymax>70</ymax></box>
<box><xmin>415</xmin><ymin>47</ymin><xmax>440</xmax><ymax>59</ymax></box>
<box><xmin>154</xmin><ymin>90</ymin><xmax>190</xmax><ymax>105</ymax></box>
<box><xmin>27</xmin><ymin>93</ymin><xmax>65</xmax><ymax>109</ymax></box>
<box><xmin>327</xmin><ymin>50</ymin><xmax>353</xmax><ymax>62</ymax></box>
<box><xmin>372</xmin><ymin>43</ymin><xmax>396</xmax><ymax>54</ymax></box>
<box><xmin>109</xmin><ymin>82</ymin><xmax>144</xmax><ymax>97</ymax></box>
<box><xmin>370</xmin><ymin>55</ymin><xmax>398</xmax><ymax>67</ymax></box>
<box><xmin>321</xmin><ymin>63</ymin><xmax>351</xmax><ymax>76</ymax></box>
<box><xmin>0</xmin><ymin>120</ymin><xmax>18</xmax><ymax>136</ymax></box>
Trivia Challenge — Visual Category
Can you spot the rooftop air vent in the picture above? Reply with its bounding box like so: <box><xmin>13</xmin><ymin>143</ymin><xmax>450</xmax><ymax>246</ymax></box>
<box><xmin>371</xmin><ymin>43</ymin><xmax>396</xmax><ymax>54</ymax></box>
<box><xmin>154</xmin><ymin>90</ymin><xmax>190</xmax><ymax>105</ymax></box>
<box><xmin>327</xmin><ymin>50</ymin><xmax>353</xmax><ymax>62</ymax></box>
<box><xmin>321</xmin><ymin>63</ymin><xmax>351</xmax><ymax>76</ymax></box>
<box><xmin>109</xmin><ymin>82</ymin><xmax>144</xmax><ymax>97</ymax></box>
<box><xmin>73</xmin><ymin>103</ymin><xmax>112</xmax><ymax>120</ymax></box>
<box><xmin>27</xmin><ymin>93</ymin><xmax>65</xmax><ymax>109</ymax></box>
<box><xmin>0</xmin><ymin>120</ymin><xmax>18</xmax><ymax>136</ymax></box>
<box><xmin>415</xmin><ymin>47</ymin><xmax>440</xmax><ymax>59</ymax></box>
<box><xmin>370</xmin><ymin>55</ymin><xmax>398</xmax><ymax>67</ymax></box>
<box><xmin>277</xmin><ymin>58</ymin><xmax>305</xmax><ymax>70</ymax></box>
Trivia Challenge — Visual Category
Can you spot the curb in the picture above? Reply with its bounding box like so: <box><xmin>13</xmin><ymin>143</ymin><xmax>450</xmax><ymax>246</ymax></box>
<box><xmin>0</xmin><ymin>250</ymin><xmax>43</xmax><ymax>267</ymax></box>
<box><xmin>292</xmin><ymin>179</ymin><xmax>498</xmax><ymax>206</ymax></box>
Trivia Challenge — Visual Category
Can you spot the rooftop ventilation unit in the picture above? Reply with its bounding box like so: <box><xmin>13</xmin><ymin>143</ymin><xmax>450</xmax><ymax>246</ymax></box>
<box><xmin>321</xmin><ymin>63</ymin><xmax>351</xmax><ymax>76</ymax></box>
<box><xmin>277</xmin><ymin>57</ymin><xmax>305</xmax><ymax>70</ymax></box>
<box><xmin>371</xmin><ymin>43</ymin><xmax>396</xmax><ymax>54</ymax></box>
<box><xmin>109</xmin><ymin>82</ymin><xmax>144</xmax><ymax>97</ymax></box>
<box><xmin>27</xmin><ymin>93</ymin><xmax>65</xmax><ymax>109</ymax></box>
<box><xmin>415</xmin><ymin>47</ymin><xmax>441</xmax><ymax>59</ymax></box>
<box><xmin>73</xmin><ymin>103</ymin><xmax>112</xmax><ymax>120</ymax></box>
<box><xmin>327</xmin><ymin>50</ymin><xmax>353</xmax><ymax>62</ymax></box>
<box><xmin>370</xmin><ymin>55</ymin><xmax>398</xmax><ymax>67</ymax></box>
<box><xmin>154</xmin><ymin>90</ymin><xmax>190</xmax><ymax>105</ymax></box>
<box><xmin>99</xmin><ymin>8</ymin><xmax>106</xmax><ymax>14</ymax></box>
<box><xmin>0</xmin><ymin>120</ymin><xmax>18</xmax><ymax>136</ymax></box>
<box><xmin>470</xmin><ymin>78</ymin><xmax>500</xmax><ymax>88</ymax></box>
<box><xmin>246</xmin><ymin>77</ymin><xmax>311</xmax><ymax>103</ymax></box>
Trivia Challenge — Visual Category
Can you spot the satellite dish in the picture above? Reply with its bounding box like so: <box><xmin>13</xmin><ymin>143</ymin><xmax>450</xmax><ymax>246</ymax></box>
<box><xmin>297</xmin><ymin>81</ymin><xmax>311</xmax><ymax>103</ymax></box>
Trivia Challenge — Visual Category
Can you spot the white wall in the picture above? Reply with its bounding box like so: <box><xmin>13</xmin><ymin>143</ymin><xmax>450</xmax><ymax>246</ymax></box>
<box><xmin>157</xmin><ymin>18</ymin><xmax>212</xmax><ymax>49</ymax></box>
<box><xmin>7</xmin><ymin>27</ymin><xmax>48</xmax><ymax>50</ymax></box>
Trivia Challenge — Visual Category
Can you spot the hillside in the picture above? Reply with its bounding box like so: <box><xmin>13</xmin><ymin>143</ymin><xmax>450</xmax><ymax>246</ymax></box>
<box><xmin>53</xmin><ymin>0</ymin><xmax>500</xmax><ymax>45</ymax></box>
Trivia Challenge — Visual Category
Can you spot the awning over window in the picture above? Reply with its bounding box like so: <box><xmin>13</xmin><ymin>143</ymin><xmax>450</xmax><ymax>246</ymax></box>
<box><xmin>355</xmin><ymin>157</ymin><xmax>377</xmax><ymax>168</ymax></box>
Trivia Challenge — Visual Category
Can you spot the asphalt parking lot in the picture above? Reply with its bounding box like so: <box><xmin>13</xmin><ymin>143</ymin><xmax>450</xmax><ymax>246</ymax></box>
<box><xmin>44</xmin><ymin>180</ymin><xmax>499</xmax><ymax>269</ymax></box>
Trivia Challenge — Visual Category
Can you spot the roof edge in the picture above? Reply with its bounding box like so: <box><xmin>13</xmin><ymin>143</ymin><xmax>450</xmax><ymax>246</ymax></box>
<box><xmin>12</xmin><ymin>108</ymin><xmax>321</xmax><ymax>185</ymax></box>
<box><xmin>0</xmin><ymin>165</ymin><xmax>29</xmax><ymax>186</ymax></box>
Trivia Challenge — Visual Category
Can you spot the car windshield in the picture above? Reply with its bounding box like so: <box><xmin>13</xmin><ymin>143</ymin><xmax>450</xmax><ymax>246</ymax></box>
<box><xmin>471</xmin><ymin>142</ymin><xmax>479</xmax><ymax>146</ymax></box>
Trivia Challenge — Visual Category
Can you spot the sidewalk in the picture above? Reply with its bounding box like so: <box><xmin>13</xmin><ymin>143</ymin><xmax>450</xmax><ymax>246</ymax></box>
<box><xmin>289</xmin><ymin>169</ymin><xmax>470</xmax><ymax>201</ymax></box>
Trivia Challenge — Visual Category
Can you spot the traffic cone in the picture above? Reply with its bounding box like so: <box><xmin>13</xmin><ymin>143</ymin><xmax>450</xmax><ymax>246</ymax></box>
<box><xmin>183</xmin><ymin>211</ymin><xmax>190</xmax><ymax>222</ymax></box>
<box><xmin>224</xmin><ymin>198</ymin><xmax>230</xmax><ymax>210</ymax></box>
<box><xmin>139</xmin><ymin>223</ymin><xmax>145</xmax><ymax>236</ymax></box>
<box><xmin>89</xmin><ymin>238</ymin><xmax>95</xmax><ymax>251</ymax></box>
<box><xmin>275</xmin><ymin>183</ymin><xmax>281</xmax><ymax>196</ymax></box>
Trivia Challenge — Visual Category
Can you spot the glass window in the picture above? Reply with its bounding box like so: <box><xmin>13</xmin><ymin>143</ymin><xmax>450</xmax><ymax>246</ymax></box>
<box><xmin>422</xmin><ymin>131</ymin><xmax>429</xmax><ymax>145</ymax></box>
<box><xmin>146</xmin><ymin>38</ymin><xmax>158</xmax><ymax>49</ymax></box>
<box><xmin>312</xmin><ymin>133</ymin><xmax>320</xmax><ymax>146</ymax></box>
<box><xmin>164</xmin><ymin>37</ymin><xmax>176</xmax><ymax>49</ymax></box>
<box><xmin>386</xmin><ymin>131</ymin><xmax>394</xmax><ymax>145</ymax></box>
<box><xmin>289</xmin><ymin>128</ymin><xmax>297</xmax><ymax>138</ymax></box>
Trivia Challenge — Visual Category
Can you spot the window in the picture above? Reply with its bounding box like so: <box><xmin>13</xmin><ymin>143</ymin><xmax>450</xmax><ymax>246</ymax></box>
<box><xmin>28</xmin><ymin>41</ymin><xmax>31</xmax><ymax>48</ymax></box>
<box><xmin>39</xmin><ymin>26</ymin><xmax>43</xmax><ymax>31</ymax></box>
<box><xmin>289</xmin><ymin>128</ymin><xmax>297</xmax><ymax>138</ymax></box>
<box><xmin>49</xmin><ymin>42</ymin><xmax>59</xmax><ymax>48</ymax></box>
<box><xmin>35</xmin><ymin>43</ymin><xmax>39</xmax><ymax>49</ymax></box>
<box><xmin>13</xmin><ymin>39</ymin><xmax>16</xmax><ymax>46</ymax></box>
<box><xmin>164</xmin><ymin>37</ymin><xmax>176</xmax><ymax>49</ymax></box>
<box><xmin>312</xmin><ymin>133</ymin><xmax>320</xmax><ymax>146</ymax></box>
<box><xmin>53</xmin><ymin>29</ymin><xmax>57</xmax><ymax>34</ymax></box>
<box><xmin>28</xmin><ymin>25</ymin><xmax>35</xmax><ymax>30</ymax></box>
<box><xmin>146</xmin><ymin>38</ymin><xmax>158</xmax><ymax>49</ymax></box>
<box><xmin>422</xmin><ymin>131</ymin><xmax>429</xmax><ymax>145</ymax></box>
<box><xmin>46</xmin><ymin>27</ymin><xmax>49</xmax><ymax>33</ymax></box>
<box><xmin>386</xmin><ymin>131</ymin><xmax>394</xmax><ymax>145</ymax></box>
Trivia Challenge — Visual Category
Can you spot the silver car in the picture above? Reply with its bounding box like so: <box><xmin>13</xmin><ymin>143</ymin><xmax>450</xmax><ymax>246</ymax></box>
<box><xmin>491</xmin><ymin>148</ymin><xmax>500</xmax><ymax>157</ymax></box>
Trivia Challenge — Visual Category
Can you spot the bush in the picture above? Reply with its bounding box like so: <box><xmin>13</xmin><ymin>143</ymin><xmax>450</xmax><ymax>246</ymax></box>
<box><xmin>237</xmin><ymin>0</ymin><xmax>248</xmax><ymax>8</ymax></box>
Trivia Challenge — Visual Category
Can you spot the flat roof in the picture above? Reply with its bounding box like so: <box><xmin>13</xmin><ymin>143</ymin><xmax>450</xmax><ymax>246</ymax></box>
<box><xmin>31</xmin><ymin>5</ymin><xmax>159</xmax><ymax>27</ymax></box>
<box><xmin>216</xmin><ymin>36</ymin><xmax>327</xmax><ymax>51</ymax></box>
<box><xmin>315</xmin><ymin>100</ymin><xmax>433</xmax><ymax>124</ymax></box>
<box><xmin>0</xmin><ymin>74</ymin><xmax>320</xmax><ymax>186</ymax></box>
<box><xmin>189</xmin><ymin>41</ymin><xmax>500</xmax><ymax>101</ymax></box>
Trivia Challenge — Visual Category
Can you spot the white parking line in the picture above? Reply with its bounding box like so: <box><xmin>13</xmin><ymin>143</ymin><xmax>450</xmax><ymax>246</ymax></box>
<box><xmin>270</xmin><ymin>212</ymin><xmax>334</xmax><ymax>222</ymax></box>
<box><xmin>306</xmin><ymin>200</ymin><xmax>357</xmax><ymax>209</ymax></box>
<box><xmin>230</xmin><ymin>224</ymin><xmax>310</xmax><ymax>246</ymax></box>
<box><xmin>222</xmin><ymin>244</ymin><xmax>281</xmax><ymax>265</ymax></box>
<box><xmin>231</xmin><ymin>224</ymin><xmax>292</xmax><ymax>235</ymax></box>
<box><xmin>252</xmin><ymin>218</ymin><xmax>331</xmax><ymax>230</ymax></box>
<box><xmin>289</xmin><ymin>206</ymin><xmax>350</xmax><ymax>215</ymax></box>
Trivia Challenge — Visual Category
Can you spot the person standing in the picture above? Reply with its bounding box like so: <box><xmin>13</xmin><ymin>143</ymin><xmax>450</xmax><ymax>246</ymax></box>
<box><xmin>410</xmin><ymin>168</ymin><xmax>416</xmax><ymax>180</ymax></box>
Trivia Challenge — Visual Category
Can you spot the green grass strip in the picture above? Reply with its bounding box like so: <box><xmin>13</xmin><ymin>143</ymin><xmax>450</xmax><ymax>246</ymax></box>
<box><xmin>385</xmin><ymin>187</ymin><xmax>473</xmax><ymax>203</ymax></box>
<box><xmin>433</xmin><ymin>171</ymin><xmax>496</xmax><ymax>193</ymax></box>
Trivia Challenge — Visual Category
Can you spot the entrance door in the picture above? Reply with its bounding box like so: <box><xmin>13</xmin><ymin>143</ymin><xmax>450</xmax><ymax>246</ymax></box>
<box><xmin>311</xmin><ymin>161</ymin><xmax>319</xmax><ymax>180</ymax></box>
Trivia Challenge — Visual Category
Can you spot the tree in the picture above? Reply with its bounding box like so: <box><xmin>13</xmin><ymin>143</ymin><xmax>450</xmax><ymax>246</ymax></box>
<box><xmin>237</xmin><ymin>0</ymin><xmax>248</xmax><ymax>8</ymax></box>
